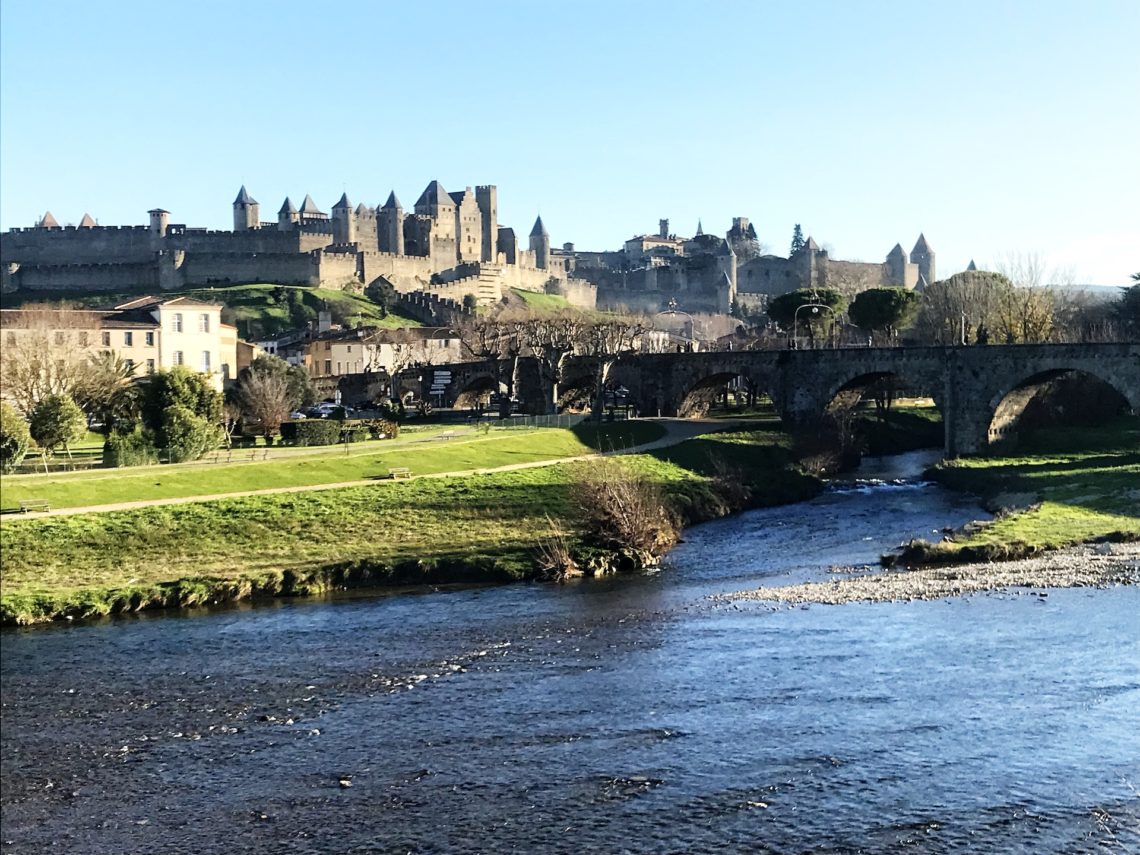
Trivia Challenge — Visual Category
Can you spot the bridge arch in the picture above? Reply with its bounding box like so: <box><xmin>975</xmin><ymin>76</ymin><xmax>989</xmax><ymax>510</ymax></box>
<box><xmin>985</xmin><ymin>368</ymin><xmax>1136</xmax><ymax>446</ymax></box>
<box><xmin>453</xmin><ymin>373</ymin><xmax>504</xmax><ymax>410</ymax></box>
<box><xmin>676</xmin><ymin>370</ymin><xmax>773</xmax><ymax>418</ymax></box>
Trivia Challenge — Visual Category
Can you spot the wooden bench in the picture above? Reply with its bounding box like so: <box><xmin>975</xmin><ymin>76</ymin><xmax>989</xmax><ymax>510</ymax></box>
<box><xmin>388</xmin><ymin>467</ymin><xmax>413</xmax><ymax>480</ymax></box>
<box><xmin>18</xmin><ymin>499</ymin><xmax>50</xmax><ymax>513</ymax></box>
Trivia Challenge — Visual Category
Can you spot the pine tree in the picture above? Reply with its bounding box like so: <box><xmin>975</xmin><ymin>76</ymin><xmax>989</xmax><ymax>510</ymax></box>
<box><xmin>790</xmin><ymin>224</ymin><xmax>805</xmax><ymax>256</ymax></box>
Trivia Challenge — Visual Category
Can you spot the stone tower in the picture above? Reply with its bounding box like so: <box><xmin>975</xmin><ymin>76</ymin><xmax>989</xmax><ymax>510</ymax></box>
<box><xmin>233</xmin><ymin>186</ymin><xmax>259</xmax><ymax>231</ymax></box>
<box><xmin>331</xmin><ymin>193</ymin><xmax>355</xmax><ymax>244</ymax></box>
<box><xmin>659</xmin><ymin>219</ymin><xmax>669</xmax><ymax>239</ymax></box>
<box><xmin>475</xmin><ymin>185</ymin><xmax>498</xmax><ymax>263</ymax></box>
<box><xmin>910</xmin><ymin>234</ymin><xmax>935</xmax><ymax>287</ymax></box>
<box><xmin>886</xmin><ymin>243</ymin><xmax>908</xmax><ymax>286</ymax></box>
<box><xmin>278</xmin><ymin>197</ymin><xmax>298</xmax><ymax>231</ymax></box>
<box><xmin>148</xmin><ymin>208</ymin><xmax>169</xmax><ymax>238</ymax></box>
<box><xmin>378</xmin><ymin>191</ymin><xmax>404</xmax><ymax>255</ymax></box>
<box><xmin>529</xmin><ymin>216</ymin><xmax>550</xmax><ymax>270</ymax></box>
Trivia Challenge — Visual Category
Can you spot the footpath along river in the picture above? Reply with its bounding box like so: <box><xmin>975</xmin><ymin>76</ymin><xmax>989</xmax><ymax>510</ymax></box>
<box><xmin>2</xmin><ymin>452</ymin><xmax>1137</xmax><ymax>854</ymax></box>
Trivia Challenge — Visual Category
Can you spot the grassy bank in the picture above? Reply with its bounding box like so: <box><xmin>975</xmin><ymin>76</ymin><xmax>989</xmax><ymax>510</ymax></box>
<box><xmin>0</xmin><ymin>422</ymin><xmax>664</xmax><ymax>511</ymax></box>
<box><xmin>0</xmin><ymin>428</ymin><xmax>819</xmax><ymax>625</ymax></box>
<box><xmin>893</xmin><ymin>417</ymin><xmax>1140</xmax><ymax>565</ymax></box>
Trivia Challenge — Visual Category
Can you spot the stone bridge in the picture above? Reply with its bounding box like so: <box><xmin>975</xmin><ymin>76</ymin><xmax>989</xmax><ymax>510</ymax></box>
<box><xmin>601</xmin><ymin>343</ymin><xmax>1140</xmax><ymax>456</ymax></box>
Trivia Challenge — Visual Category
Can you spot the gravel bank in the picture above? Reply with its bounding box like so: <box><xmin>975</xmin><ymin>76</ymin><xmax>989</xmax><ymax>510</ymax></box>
<box><xmin>718</xmin><ymin>543</ymin><xmax>1140</xmax><ymax>605</ymax></box>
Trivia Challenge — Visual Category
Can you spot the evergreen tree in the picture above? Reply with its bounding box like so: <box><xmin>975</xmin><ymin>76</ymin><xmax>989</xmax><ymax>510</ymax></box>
<box><xmin>790</xmin><ymin>224</ymin><xmax>805</xmax><ymax>256</ymax></box>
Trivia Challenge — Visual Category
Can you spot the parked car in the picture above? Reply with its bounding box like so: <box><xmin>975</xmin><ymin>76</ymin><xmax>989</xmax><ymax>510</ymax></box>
<box><xmin>289</xmin><ymin>411</ymin><xmax>307</xmax><ymax>420</ymax></box>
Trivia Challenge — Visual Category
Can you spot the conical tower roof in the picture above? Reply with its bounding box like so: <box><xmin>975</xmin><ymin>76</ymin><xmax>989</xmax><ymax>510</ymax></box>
<box><xmin>695</xmin><ymin>219</ymin><xmax>704</xmax><ymax>236</ymax></box>
<box><xmin>234</xmin><ymin>185</ymin><xmax>257</xmax><ymax>205</ymax></box>
<box><xmin>333</xmin><ymin>192</ymin><xmax>352</xmax><ymax>210</ymax></box>
<box><xmin>279</xmin><ymin>197</ymin><xmax>297</xmax><ymax>215</ymax></box>
<box><xmin>530</xmin><ymin>215</ymin><xmax>548</xmax><ymax>238</ymax></box>
<box><xmin>912</xmin><ymin>233</ymin><xmax>933</xmax><ymax>254</ymax></box>
<box><xmin>38</xmin><ymin>211</ymin><xmax>59</xmax><ymax>228</ymax></box>
<box><xmin>382</xmin><ymin>191</ymin><xmax>402</xmax><ymax>210</ymax></box>
<box><xmin>804</xmin><ymin>236</ymin><xmax>820</xmax><ymax>251</ymax></box>
<box><xmin>966</xmin><ymin>259</ymin><xmax>977</xmax><ymax>271</ymax></box>
<box><xmin>299</xmin><ymin>194</ymin><xmax>324</xmax><ymax>215</ymax></box>
<box><xmin>414</xmin><ymin>180</ymin><xmax>451</xmax><ymax>208</ymax></box>
<box><xmin>887</xmin><ymin>243</ymin><xmax>907</xmax><ymax>259</ymax></box>
<box><xmin>354</xmin><ymin>202</ymin><xmax>369</xmax><ymax>216</ymax></box>
<box><xmin>78</xmin><ymin>213</ymin><xmax>96</xmax><ymax>228</ymax></box>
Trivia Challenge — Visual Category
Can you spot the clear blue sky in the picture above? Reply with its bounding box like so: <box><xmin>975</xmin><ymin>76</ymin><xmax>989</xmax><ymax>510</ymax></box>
<box><xmin>2</xmin><ymin>0</ymin><xmax>1136</xmax><ymax>284</ymax></box>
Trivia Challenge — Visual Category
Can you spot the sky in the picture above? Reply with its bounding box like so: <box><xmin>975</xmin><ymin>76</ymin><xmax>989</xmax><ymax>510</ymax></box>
<box><xmin>1</xmin><ymin>0</ymin><xmax>1137</xmax><ymax>285</ymax></box>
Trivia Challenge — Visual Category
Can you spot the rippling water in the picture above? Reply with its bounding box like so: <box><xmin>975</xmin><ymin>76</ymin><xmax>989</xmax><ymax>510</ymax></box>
<box><xmin>3</xmin><ymin>452</ymin><xmax>1138</xmax><ymax>854</ymax></box>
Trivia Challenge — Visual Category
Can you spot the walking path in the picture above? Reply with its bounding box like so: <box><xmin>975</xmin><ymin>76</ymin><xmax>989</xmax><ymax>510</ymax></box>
<box><xmin>2</xmin><ymin>419</ymin><xmax>743</xmax><ymax>520</ymax></box>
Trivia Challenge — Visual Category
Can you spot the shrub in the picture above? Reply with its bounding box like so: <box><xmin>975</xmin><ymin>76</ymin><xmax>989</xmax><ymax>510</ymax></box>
<box><xmin>103</xmin><ymin>429</ymin><xmax>159</xmax><ymax>468</ymax></box>
<box><xmin>367</xmin><ymin>418</ymin><xmax>400</xmax><ymax>440</ymax></box>
<box><xmin>0</xmin><ymin>402</ymin><xmax>32</xmax><ymax>473</ymax></box>
<box><xmin>280</xmin><ymin>419</ymin><xmax>342</xmax><ymax>447</ymax></box>
<box><xmin>161</xmin><ymin>405</ymin><xmax>224</xmax><ymax>463</ymax></box>
<box><xmin>571</xmin><ymin>458</ymin><xmax>678</xmax><ymax>556</ymax></box>
<box><xmin>376</xmin><ymin>398</ymin><xmax>406</xmax><ymax>421</ymax></box>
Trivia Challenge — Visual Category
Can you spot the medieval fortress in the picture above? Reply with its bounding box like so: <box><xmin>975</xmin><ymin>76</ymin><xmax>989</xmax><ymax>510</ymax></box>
<box><xmin>0</xmin><ymin>180</ymin><xmax>935</xmax><ymax>317</ymax></box>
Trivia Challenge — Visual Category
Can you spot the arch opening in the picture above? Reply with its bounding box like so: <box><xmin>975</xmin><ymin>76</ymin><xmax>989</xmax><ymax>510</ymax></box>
<box><xmin>677</xmin><ymin>372</ymin><xmax>775</xmax><ymax>419</ymax></box>
<box><xmin>824</xmin><ymin>371</ymin><xmax>944</xmax><ymax>455</ymax></box>
<box><xmin>987</xmin><ymin>369</ymin><xmax>1134</xmax><ymax>449</ymax></box>
<box><xmin>453</xmin><ymin>375</ymin><xmax>505</xmax><ymax>411</ymax></box>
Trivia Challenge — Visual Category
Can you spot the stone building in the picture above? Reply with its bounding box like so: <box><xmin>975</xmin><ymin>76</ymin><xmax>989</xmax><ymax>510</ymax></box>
<box><xmin>0</xmin><ymin>181</ymin><xmax>597</xmax><ymax>311</ymax></box>
<box><xmin>0</xmin><ymin>296</ymin><xmax>238</xmax><ymax>391</ymax></box>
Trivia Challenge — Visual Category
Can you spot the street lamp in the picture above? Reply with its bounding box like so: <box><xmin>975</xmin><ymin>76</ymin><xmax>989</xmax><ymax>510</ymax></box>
<box><xmin>653</xmin><ymin>298</ymin><xmax>699</xmax><ymax>351</ymax></box>
<box><xmin>793</xmin><ymin>303</ymin><xmax>837</xmax><ymax>350</ymax></box>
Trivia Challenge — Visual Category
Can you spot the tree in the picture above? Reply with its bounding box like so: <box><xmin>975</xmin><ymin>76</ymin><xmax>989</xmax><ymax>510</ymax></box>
<box><xmin>993</xmin><ymin>286</ymin><xmax>1057</xmax><ymax>343</ymax></box>
<box><xmin>235</xmin><ymin>370</ymin><xmax>292</xmax><ymax>441</ymax></box>
<box><xmin>0</xmin><ymin>401</ymin><xmax>32</xmax><ymax>474</ymax></box>
<box><xmin>0</xmin><ymin>307</ymin><xmax>98</xmax><ymax>416</ymax></box>
<box><xmin>790</xmin><ymin>224</ymin><xmax>806</xmax><ymax>256</ymax></box>
<box><xmin>519</xmin><ymin>311</ymin><xmax>583</xmax><ymax>413</ymax></box>
<box><xmin>161</xmin><ymin>405</ymin><xmax>224</xmax><ymax>463</ymax></box>
<box><xmin>848</xmin><ymin>288</ymin><xmax>920</xmax><ymax>342</ymax></box>
<box><xmin>767</xmin><ymin>289</ymin><xmax>847</xmax><ymax>346</ymax></box>
<box><xmin>913</xmin><ymin>271</ymin><xmax>1014</xmax><ymax>345</ymax></box>
<box><xmin>74</xmin><ymin>351</ymin><xmax>139</xmax><ymax>436</ymax></box>
<box><xmin>29</xmin><ymin>394</ymin><xmax>86</xmax><ymax>465</ymax></box>
<box><xmin>239</xmin><ymin>355</ymin><xmax>316</xmax><ymax>411</ymax></box>
<box><xmin>140</xmin><ymin>367</ymin><xmax>224</xmax><ymax>460</ymax></box>
<box><xmin>1115</xmin><ymin>283</ymin><xmax>1140</xmax><ymax>337</ymax></box>
<box><xmin>575</xmin><ymin>315</ymin><xmax>647</xmax><ymax>420</ymax></box>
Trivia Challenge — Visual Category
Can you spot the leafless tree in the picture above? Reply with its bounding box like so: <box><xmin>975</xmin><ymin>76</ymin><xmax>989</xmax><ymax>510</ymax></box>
<box><xmin>519</xmin><ymin>311</ymin><xmax>583</xmax><ymax>413</ymax></box>
<box><xmin>575</xmin><ymin>314</ymin><xmax>647</xmax><ymax>420</ymax></box>
<box><xmin>236</xmin><ymin>371</ymin><xmax>292</xmax><ymax>441</ymax></box>
<box><xmin>0</xmin><ymin>306</ymin><xmax>101</xmax><ymax>416</ymax></box>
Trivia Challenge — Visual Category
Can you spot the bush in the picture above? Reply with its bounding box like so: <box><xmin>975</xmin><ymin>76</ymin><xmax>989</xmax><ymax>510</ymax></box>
<box><xmin>572</xmin><ymin>458</ymin><xmax>678</xmax><ymax>556</ymax></box>
<box><xmin>161</xmin><ymin>405</ymin><xmax>224</xmax><ymax>463</ymax></box>
<box><xmin>29</xmin><ymin>394</ymin><xmax>87</xmax><ymax>458</ymax></box>
<box><xmin>0</xmin><ymin>402</ymin><xmax>32</xmax><ymax>473</ymax></box>
<box><xmin>280</xmin><ymin>419</ymin><xmax>342</xmax><ymax>447</ymax></box>
<box><xmin>367</xmin><ymin>418</ymin><xmax>400</xmax><ymax>440</ymax></box>
<box><xmin>103</xmin><ymin>429</ymin><xmax>159</xmax><ymax>468</ymax></box>
<box><xmin>376</xmin><ymin>398</ymin><xmax>406</xmax><ymax>421</ymax></box>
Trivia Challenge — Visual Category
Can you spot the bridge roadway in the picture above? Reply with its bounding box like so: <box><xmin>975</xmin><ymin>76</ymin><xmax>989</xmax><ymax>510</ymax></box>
<box><xmin>603</xmin><ymin>343</ymin><xmax>1140</xmax><ymax>456</ymax></box>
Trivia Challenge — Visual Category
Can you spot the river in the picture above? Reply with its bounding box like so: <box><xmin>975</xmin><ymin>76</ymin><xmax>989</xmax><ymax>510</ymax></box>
<box><xmin>2</xmin><ymin>452</ymin><xmax>1138</xmax><ymax>854</ymax></box>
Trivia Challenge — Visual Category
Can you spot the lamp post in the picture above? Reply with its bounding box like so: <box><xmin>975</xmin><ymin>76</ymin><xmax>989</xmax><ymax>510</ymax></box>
<box><xmin>793</xmin><ymin>303</ymin><xmax>837</xmax><ymax>350</ymax></box>
<box><xmin>653</xmin><ymin>298</ymin><xmax>699</xmax><ymax>352</ymax></box>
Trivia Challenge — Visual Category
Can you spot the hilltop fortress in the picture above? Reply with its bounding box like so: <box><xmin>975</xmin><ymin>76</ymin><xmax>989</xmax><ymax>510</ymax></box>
<box><xmin>1</xmin><ymin>181</ymin><xmax>935</xmax><ymax>317</ymax></box>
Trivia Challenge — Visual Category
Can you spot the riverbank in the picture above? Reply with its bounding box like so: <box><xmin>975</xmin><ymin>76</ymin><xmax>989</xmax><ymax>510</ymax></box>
<box><xmin>886</xmin><ymin>417</ymin><xmax>1140</xmax><ymax>566</ymax></box>
<box><xmin>0</xmin><ymin>426</ymin><xmax>821</xmax><ymax>625</ymax></box>
<box><xmin>719</xmin><ymin>542</ymin><xmax>1140</xmax><ymax>605</ymax></box>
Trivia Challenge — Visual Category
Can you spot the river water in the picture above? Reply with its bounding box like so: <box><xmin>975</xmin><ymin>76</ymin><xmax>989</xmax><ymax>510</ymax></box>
<box><xmin>3</xmin><ymin>452</ymin><xmax>1138</xmax><ymax>854</ymax></box>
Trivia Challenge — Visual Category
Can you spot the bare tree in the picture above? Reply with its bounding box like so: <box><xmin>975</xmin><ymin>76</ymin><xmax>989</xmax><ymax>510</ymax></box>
<box><xmin>236</xmin><ymin>371</ymin><xmax>291</xmax><ymax>441</ymax></box>
<box><xmin>575</xmin><ymin>315</ymin><xmax>647</xmax><ymax>420</ymax></box>
<box><xmin>913</xmin><ymin>271</ymin><xmax>1013</xmax><ymax>344</ymax></box>
<box><xmin>1</xmin><ymin>319</ymin><xmax>97</xmax><ymax>416</ymax></box>
<box><xmin>519</xmin><ymin>311</ymin><xmax>583</xmax><ymax>413</ymax></box>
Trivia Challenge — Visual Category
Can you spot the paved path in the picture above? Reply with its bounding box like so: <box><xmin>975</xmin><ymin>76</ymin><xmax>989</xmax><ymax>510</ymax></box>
<box><xmin>3</xmin><ymin>419</ymin><xmax>748</xmax><ymax>520</ymax></box>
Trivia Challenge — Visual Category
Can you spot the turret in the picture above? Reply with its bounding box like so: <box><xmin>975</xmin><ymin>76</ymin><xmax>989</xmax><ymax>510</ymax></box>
<box><xmin>331</xmin><ymin>192</ymin><xmax>355</xmax><ymax>244</ymax></box>
<box><xmin>886</xmin><ymin>243</ymin><xmax>908</xmax><ymax>285</ymax></box>
<box><xmin>910</xmin><ymin>233</ymin><xmax>935</xmax><ymax>287</ymax></box>
<box><xmin>278</xmin><ymin>197</ymin><xmax>298</xmax><ymax>231</ymax></box>
<box><xmin>78</xmin><ymin>213</ymin><xmax>96</xmax><ymax>228</ymax></box>
<box><xmin>529</xmin><ymin>215</ymin><xmax>550</xmax><ymax>270</ymax></box>
<box><xmin>37</xmin><ymin>211</ymin><xmax>60</xmax><ymax>229</ymax></box>
<box><xmin>378</xmin><ymin>191</ymin><xmax>405</xmax><ymax>255</ymax></box>
<box><xmin>233</xmin><ymin>186</ymin><xmax>259</xmax><ymax>231</ymax></box>
<box><xmin>148</xmin><ymin>208</ymin><xmax>169</xmax><ymax>238</ymax></box>
<box><xmin>475</xmin><ymin>185</ymin><xmax>498</xmax><ymax>262</ymax></box>
<box><xmin>659</xmin><ymin>219</ymin><xmax>669</xmax><ymax>239</ymax></box>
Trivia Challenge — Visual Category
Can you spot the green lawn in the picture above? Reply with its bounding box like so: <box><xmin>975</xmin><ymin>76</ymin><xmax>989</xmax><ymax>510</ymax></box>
<box><xmin>0</xmin><ymin>422</ymin><xmax>666</xmax><ymax>510</ymax></box>
<box><xmin>913</xmin><ymin>417</ymin><xmax>1140</xmax><ymax>561</ymax></box>
<box><xmin>510</xmin><ymin>288</ymin><xmax>572</xmax><ymax>311</ymax></box>
<box><xmin>0</xmin><ymin>428</ymin><xmax>817</xmax><ymax>624</ymax></box>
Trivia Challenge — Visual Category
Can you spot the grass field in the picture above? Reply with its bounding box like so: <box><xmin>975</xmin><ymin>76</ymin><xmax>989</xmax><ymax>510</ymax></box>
<box><xmin>509</xmin><ymin>288</ymin><xmax>572</xmax><ymax>311</ymax></box>
<box><xmin>905</xmin><ymin>417</ymin><xmax>1140</xmax><ymax>562</ymax></box>
<box><xmin>0</xmin><ymin>427</ymin><xmax>818</xmax><ymax>624</ymax></box>
<box><xmin>0</xmin><ymin>422</ymin><xmax>665</xmax><ymax>511</ymax></box>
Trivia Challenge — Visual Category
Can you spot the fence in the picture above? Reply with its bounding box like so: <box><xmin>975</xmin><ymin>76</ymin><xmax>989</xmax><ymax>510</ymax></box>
<box><xmin>480</xmin><ymin>413</ymin><xmax>592</xmax><ymax>430</ymax></box>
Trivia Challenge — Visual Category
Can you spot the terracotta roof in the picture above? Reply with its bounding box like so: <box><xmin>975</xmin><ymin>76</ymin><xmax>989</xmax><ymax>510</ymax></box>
<box><xmin>38</xmin><ymin>211</ymin><xmax>60</xmax><ymax>228</ymax></box>
<box><xmin>78</xmin><ymin>213</ymin><xmax>97</xmax><ymax>228</ymax></box>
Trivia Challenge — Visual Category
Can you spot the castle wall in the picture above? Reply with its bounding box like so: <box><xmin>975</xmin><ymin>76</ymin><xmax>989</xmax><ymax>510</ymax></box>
<box><xmin>8</xmin><ymin>260</ymin><xmax>160</xmax><ymax>292</ymax></box>
<box><xmin>314</xmin><ymin>249</ymin><xmax>361</xmax><ymax>288</ymax></box>
<box><xmin>1</xmin><ymin>226</ymin><xmax>156</xmax><ymax>266</ymax></box>
<box><xmin>178</xmin><ymin>252</ymin><xmax>317</xmax><ymax>287</ymax></box>
<box><xmin>172</xmin><ymin>229</ymin><xmax>331</xmax><ymax>255</ymax></box>
<box><xmin>360</xmin><ymin>252</ymin><xmax>435</xmax><ymax>292</ymax></box>
<box><xmin>821</xmin><ymin>259</ymin><xmax>891</xmax><ymax>295</ymax></box>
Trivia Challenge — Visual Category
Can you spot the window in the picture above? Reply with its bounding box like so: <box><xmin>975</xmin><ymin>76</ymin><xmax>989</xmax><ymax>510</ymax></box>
<box><xmin>200</xmin><ymin>351</ymin><xmax>211</xmax><ymax>372</ymax></box>
<box><xmin>199</xmin><ymin>314</ymin><xmax>210</xmax><ymax>333</ymax></box>
<box><xmin>221</xmin><ymin>364</ymin><xmax>230</xmax><ymax>381</ymax></box>
<box><xmin>173</xmin><ymin>350</ymin><xmax>184</xmax><ymax>366</ymax></box>
<box><xmin>54</xmin><ymin>331</ymin><xmax>65</xmax><ymax>346</ymax></box>
<box><xmin>346</xmin><ymin>345</ymin><xmax>352</xmax><ymax>353</ymax></box>
<box><xmin>102</xmin><ymin>331</ymin><xmax>111</xmax><ymax>346</ymax></box>
<box><xmin>124</xmin><ymin>359</ymin><xmax>135</xmax><ymax>372</ymax></box>
<box><xmin>172</xmin><ymin>313</ymin><xmax>183</xmax><ymax>333</ymax></box>
<box><xmin>124</xmin><ymin>331</ymin><xmax>133</xmax><ymax>346</ymax></box>
<box><xmin>324</xmin><ymin>359</ymin><xmax>332</xmax><ymax>375</ymax></box>
<box><xmin>145</xmin><ymin>331</ymin><xmax>155</xmax><ymax>346</ymax></box>
<box><xmin>336</xmin><ymin>361</ymin><xmax>342</xmax><ymax>375</ymax></box>
<box><xmin>79</xmin><ymin>331</ymin><xmax>89</xmax><ymax>347</ymax></box>
<box><xmin>146</xmin><ymin>359</ymin><xmax>156</xmax><ymax>374</ymax></box>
